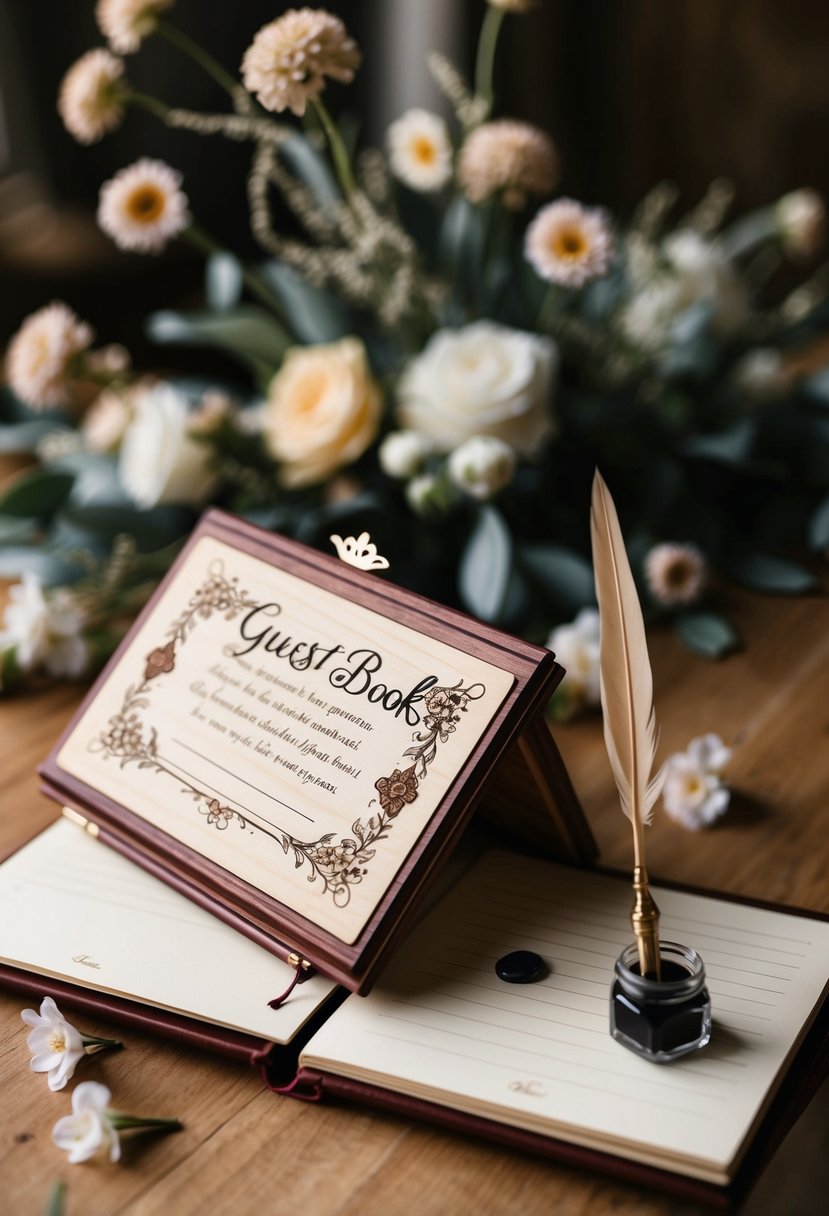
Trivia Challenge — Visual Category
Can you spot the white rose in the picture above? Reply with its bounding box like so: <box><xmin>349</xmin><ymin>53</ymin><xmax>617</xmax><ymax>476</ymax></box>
<box><xmin>447</xmin><ymin>435</ymin><xmax>515</xmax><ymax>500</ymax></box>
<box><xmin>776</xmin><ymin>189</ymin><xmax>825</xmax><ymax>259</ymax></box>
<box><xmin>546</xmin><ymin>607</ymin><xmax>601</xmax><ymax>707</ymax></box>
<box><xmin>397</xmin><ymin>322</ymin><xmax>557</xmax><ymax>457</ymax></box>
<box><xmin>378</xmin><ymin>430</ymin><xmax>432</xmax><ymax>479</ymax></box>
<box><xmin>263</xmin><ymin>338</ymin><xmax>382</xmax><ymax>489</ymax></box>
<box><xmin>119</xmin><ymin>382</ymin><xmax>219</xmax><ymax>509</ymax></box>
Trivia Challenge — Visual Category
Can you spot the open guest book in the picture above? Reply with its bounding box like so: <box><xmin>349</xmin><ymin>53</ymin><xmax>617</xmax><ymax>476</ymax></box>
<box><xmin>1</xmin><ymin>509</ymin><xmax>827</xmax><ymax>1206</ymax></box>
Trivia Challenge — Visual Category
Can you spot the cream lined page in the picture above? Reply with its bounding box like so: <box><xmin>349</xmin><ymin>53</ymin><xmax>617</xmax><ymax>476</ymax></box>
<box><xmin>302</xmin><ymin>850</ymin><xmax>829</xmax><ymax>1183</ymax></box>
<box><xmin>0</xmin><ymin>819</ymin><xmax>337</xmax><ymax>1043</ymax></box>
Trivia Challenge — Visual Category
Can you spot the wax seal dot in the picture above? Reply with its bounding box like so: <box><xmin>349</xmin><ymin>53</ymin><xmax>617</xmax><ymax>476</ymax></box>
<box><xmin>495</xmin><ymin>950</ymin><xmax>546</xmax><ymax>984</ymax></box>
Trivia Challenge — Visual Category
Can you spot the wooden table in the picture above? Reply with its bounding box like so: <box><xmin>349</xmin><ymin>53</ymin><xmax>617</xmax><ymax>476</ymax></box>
<box><xmin>1</xmin><ymin>583</ymin><xmax>827</xmax><ymax>1215</ymax></box>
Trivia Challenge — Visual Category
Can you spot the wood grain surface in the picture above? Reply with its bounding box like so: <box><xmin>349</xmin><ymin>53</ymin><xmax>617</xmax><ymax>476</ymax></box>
<box><xmin>1</xmin><ymin>576</ymin><xmax>827</xmax><ymax>1215</ymax></box>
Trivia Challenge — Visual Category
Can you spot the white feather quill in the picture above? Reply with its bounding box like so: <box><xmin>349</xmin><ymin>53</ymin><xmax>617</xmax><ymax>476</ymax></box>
<box><xmin>590</xmin><ymin>469</ymin><xmax>664</xmax><ymax>976</ymax></box>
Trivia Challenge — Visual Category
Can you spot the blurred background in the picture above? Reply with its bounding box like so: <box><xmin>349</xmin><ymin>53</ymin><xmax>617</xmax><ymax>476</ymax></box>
<box><xmin>2</xmin><ymin>0</ymin><xmax>828</xmax><ymax>359</ymax></box>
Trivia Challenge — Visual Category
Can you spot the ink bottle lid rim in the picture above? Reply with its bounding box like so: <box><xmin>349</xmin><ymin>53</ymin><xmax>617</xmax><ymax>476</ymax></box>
<box><xmin>615</xmin><ymin>940</ymin><xmax>707</xmax><ymax>1004</ymax></box>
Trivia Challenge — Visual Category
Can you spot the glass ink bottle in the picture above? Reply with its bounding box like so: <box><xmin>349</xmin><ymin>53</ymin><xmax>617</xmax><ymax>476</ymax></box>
<box><xmin>610</xmin><ymin>941</ymin><xmax>711</xmax><ymax>1063</ymax></box>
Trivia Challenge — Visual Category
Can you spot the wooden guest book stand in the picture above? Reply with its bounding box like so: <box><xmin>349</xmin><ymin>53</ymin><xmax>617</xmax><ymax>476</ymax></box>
<box><xmin>1</xmin><ymin>509</ymin><xmax>826</xmax><ymax>1210</ymax></box>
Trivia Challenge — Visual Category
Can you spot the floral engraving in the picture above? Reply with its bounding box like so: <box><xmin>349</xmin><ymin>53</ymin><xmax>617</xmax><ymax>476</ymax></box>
<box><xmin>375</xmin><ymin>764</ymin><xmax>418</xmax><ymax>815</ymax></box>
<box><xmin>91</xmin><ymin>560</ymin><xmax>485</xmax><ymax>907</ymax></box>
<box><xmin>404</xmin><ymin>681</ymin><xmax>486</xmax><ymax>776</ymax></box>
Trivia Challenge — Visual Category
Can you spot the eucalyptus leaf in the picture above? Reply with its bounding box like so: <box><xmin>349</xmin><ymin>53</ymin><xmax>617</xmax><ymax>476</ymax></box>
<box><xmin>0</xmin><ymin>469</ymin><xmax>75</xmax><ymax>518</ymax></box>
<box><xmin>0</xmin><ymin>516</ymin><xmax>38</xmax><ymax>545</ymax></box>
<box><xmin>802</xmin><ymin>367</ymin><xmax>829</xmax><ymax>408</ymax></box>
<box><xmin>147</xmin><ymin>307</ymin><xmax>291</xmax><ymax>382</ymax></box>
<box><xmin>0</xmin><ymin>546</ymin><xmax>84</xmax><ymax>586</ymax></box>
<box><xmin>439</xmin><ymin>196</ymin><xmax>485</xmax><ymax>304</ymax></box>
<box><xmin>726</xmin><ymin>552</ymin><xmax>819</xmax><ymax>594</ymax></box>
<box><xmin>259</xmin><ymin>262</ymin><xmax>352</xmax><ymax>343</ymax></box>
<box><xmin>281</xmin><ymin>132</ymin><xmax>340</xmax><ymax>208</ymax></box>
<box><xmin>808</xmin><ymin>497</ymin><xmax>829</xmax><ymax>550</ymax></box>
<box><xmin>60</xmin><ymin>505</ymin><xmax>194</xmax><ymax>551</ymax></box>
<box><xmin>684</xmin><ymin>420</ymin><xmax>755</xmax><ymax>465</ymax></box>
<box><xmin>458</xmin><ymin>506</ymin><xmax>512</xmax><ymax>623</ymax></box>
<box><xmin>0</xmin><ymin>419</ymin><xmax>68</xmax><ymax>455</ymax></box>
<box><xmin>519</xmin><ymin>543</ymin><xmax>596</xmax><ymax>612</ymax></box>
<box><xmin>206</xmin><ymin>253</ymin><xmax>244</xmax><ymax>311</ymax></box>
<box><xmin>674</xmin><ymin>612</ymin><xmax>741</xmax><ymax>659</ymax></box>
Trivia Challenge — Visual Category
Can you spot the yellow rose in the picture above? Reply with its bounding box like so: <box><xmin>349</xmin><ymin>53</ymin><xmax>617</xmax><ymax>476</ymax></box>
<box><xmin>264</xmin><ymin>338</ymin><xmax>382</xmax><ymax>488</ymax></box>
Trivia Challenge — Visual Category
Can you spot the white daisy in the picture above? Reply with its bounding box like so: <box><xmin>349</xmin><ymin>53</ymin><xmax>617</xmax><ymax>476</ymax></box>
<box><xmin>525</xmin><ymin>198</ymin><xmax>614</xmax><ymax>288</ymax></box>
<box><xmin>644</xmin><ymin>543</ymin><xmax>707</xmax><ymax>607</ymax></box>
<box><xmin>387</xmin><ymin>109</ymin><xmax>453</xmax><ymax>193</ymax></box>
<box><xmin>5</xmin><ymin>302</ymin><xmax>93</xmax><ymax>410</ymax></box>
<box><xmin>58</xmin><ymin>49</ymin><xmax>126</xmax><ymax>145</ymax></box>
<box><xmin>96</xmin><ymin>0</ymin><xmax>173</xmax><ymax>55</ymax></box>
<box><xmin>241</xmin><ymin>9</ymin><xmax>361</xmax><ymax>117</ymax></box>
<box><xmin>97</xmin><ymin>158</ymin><xmax>189</xmax><ymax>254</ymax></box>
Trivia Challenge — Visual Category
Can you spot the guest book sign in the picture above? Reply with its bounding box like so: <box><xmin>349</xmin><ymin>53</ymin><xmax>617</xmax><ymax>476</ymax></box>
<box><xmin>42</xmin><ymin>510</ymin><xmax>593</xmax><ymax>990</ymax></box>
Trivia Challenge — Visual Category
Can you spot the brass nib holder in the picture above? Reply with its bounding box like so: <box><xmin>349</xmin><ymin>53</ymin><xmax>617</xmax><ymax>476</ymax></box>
<box><xmin>631</xmin><ymin>866</ymin><xmax>661</xmax><ymax>980</ymax></box>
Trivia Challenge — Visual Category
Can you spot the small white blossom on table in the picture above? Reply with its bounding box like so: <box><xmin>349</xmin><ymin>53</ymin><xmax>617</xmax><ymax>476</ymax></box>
<box><xmin>52</xmin><ymin>1080</ymin><xmax>182</xmax><ymax>1165</ymax></box>
<box><xmin>21</xmin><ymin>998</ymin><xmax>85</xmax><ymax>1092</ymax></box>
<box><xmin>53</xmin><ymin>1082</ymin><xmax>122</xmax><ymax>1164</ymax></box>
<box><xmin>662</xmin><ymin>733</ymin><xmax>732</xmax><ymax>830</ymax></box>
<box><xmin>21</xmin><ymin>997</ymin><xmax>123</xmax><ymax>1091</ymax></box>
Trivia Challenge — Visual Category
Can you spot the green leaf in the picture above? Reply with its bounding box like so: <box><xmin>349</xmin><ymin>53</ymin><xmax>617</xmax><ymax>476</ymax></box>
<box><xmin>674</xmin><ymin>612</ymin><xmax>742</xmax><ymax>659</ymax></box>
<box><xmin>147</xmin><ymin>307</ymin><xmax>291</xmax><ymax>383</ymax></box>
<box><xmin>259</xmin><ymin>262</ymin><xmax>352</xmax><ymax>343</ymax></box>
<box><xmin>205</xmin><ymin>253</ymin><xmax>243</xmax><ymax>311</ymax></box>
<box><xmin>0</xmin><ymin>469</ymin><xmax>75</xmax><ymax>518</ymax></box>
<box><xmin>439</xmin><ymin>196</ymin><xmax>485</xmax><ymax>305</ymax></box>
<box><xmin>60</xmin><ymin>505</ymin><xmax>194</xmax><ymax>552</ymax></box>
<box><xmin>458</xmin><ymin>506</ymin><xmax>512</xmax><ymax>623</ymax></box>
<box><xmin>0</xmin><ymin>547</ymin><xmax>84</xmax><ymax>586</ymax></box>
<box><xmin>519</xmin><ymin>543</ymin><xmax>596</xmax><ymax>612</ymax></box>
<box><xmin>809</xmin><ymin>498</ymin><xmax>829</xmax><ymax>550</ymax></box>
<box><xmin>0</xmin><ymin>516</ymin><xmax>38</xmax><ymax>545</ymax></box>
<box><xmin>281</xmin><ymin>133</ymin><xmax>340</xmax><ymax>208</ymax></box>
<box><xmin>726</xmin><ymin>552</ymin><xmax>819</xmax><ymax>594</ymax></box>
<box><xmin>683</xmin><ymin>420</ymin><xmax>755</xmax><ymax>466</ymax></box>
<box><xmin>803</xmin><ymin>367</ymin><xmax>829</xmax><ymax>408</ymax></box>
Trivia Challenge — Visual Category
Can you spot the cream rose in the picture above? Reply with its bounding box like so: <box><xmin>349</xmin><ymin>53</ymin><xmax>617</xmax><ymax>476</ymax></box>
<box><xmin>119</xmin><ymin>382</ymin><xmax>218</xmax><ymax>508</ymax></box>
<box><xmin>397</xmin><ymin>322</ymin><xmax>557</xmax><ymax>457</ymax></box>
<box><xmin>263</xmin><ymin>338</ymin><xmax>382</xmax><ymax>488</ymax></box>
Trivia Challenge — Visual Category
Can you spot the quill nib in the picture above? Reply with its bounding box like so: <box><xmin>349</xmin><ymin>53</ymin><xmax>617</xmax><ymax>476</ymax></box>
<box><xmin>590</xmin><ymin>469</ymin><xmax>664</xmax><ymax>982</ymax></box>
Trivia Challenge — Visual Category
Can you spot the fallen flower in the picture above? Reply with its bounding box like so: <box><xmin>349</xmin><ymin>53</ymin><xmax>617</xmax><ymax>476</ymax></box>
<box><xmin>662</xmin><ymin>733</ymin><xmax>732</xmax><ymax>830</ymax></box>
<box><xmin>21</xmin><ymin>997</ymin><xmax>122</xmax><ymax>1092</ymax></box>
<box><xmin>52</xmin><ymin>1081</ymin><xmax>182</xmax><ymax>1164</ymax></box>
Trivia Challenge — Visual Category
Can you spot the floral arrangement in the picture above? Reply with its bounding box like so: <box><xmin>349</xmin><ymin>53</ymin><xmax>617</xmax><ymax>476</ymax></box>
<box><xmin>2</xmin><ymin>0</ymin><xmax>828</xmax><ymax>715</ymax></box>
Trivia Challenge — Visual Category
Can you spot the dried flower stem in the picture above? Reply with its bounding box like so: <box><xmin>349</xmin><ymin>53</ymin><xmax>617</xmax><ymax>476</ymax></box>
<box><xmin>474</xmin><ymin>4</ymin><xmax>506</xmax><ymax>113</ymax></box>
<box><xmin>156</xmin><ymin>18</ymin><xmax>242</xmax><ymax>100</ymax></box>
<box><xmin>310</xmin><ymin>96</ymin><xmax>357</xmax><ymax>200</ymax></box>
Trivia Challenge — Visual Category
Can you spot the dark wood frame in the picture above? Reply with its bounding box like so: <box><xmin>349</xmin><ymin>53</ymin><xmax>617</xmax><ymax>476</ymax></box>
<box><xmin>39</xmin><ymin>508</ymin><xmax>595</xmax><ymax>993</ymax></box>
